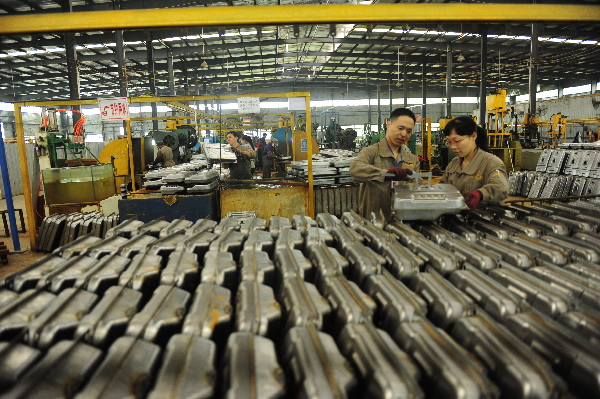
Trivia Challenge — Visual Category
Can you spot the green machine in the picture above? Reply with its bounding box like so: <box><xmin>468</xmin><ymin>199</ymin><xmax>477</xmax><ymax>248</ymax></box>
<box><xmin>37</xmin><ymin>110</ymin><xmax>99</xmax><ymax>169</ymax></box>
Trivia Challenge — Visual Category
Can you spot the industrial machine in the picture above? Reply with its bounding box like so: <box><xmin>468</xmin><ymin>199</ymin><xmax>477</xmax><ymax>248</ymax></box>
<box><xmin>272</xmin><ymin>119</ymin><xmax>320</xmax><ymax>161</ymax></box>
<box><xmin>36</xmin><ymin>109</ymin><xmax>99</xmax><ymax>169</ymax></box>
<box><xmin>151</xmin><ymin>123</ymin><xmax>199</xmax><ymax>165</ymax></box>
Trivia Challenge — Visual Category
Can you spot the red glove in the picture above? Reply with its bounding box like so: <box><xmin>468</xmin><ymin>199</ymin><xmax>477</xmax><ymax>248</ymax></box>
<box><xmin>386</xmin><ymin>168</ymin><xmax>413</xmax><ymax>181</ymax></box>
<box><xmin>464</xmin><ymin>190</ymin><xmax>483</xmax><ymax>210</ymax></box>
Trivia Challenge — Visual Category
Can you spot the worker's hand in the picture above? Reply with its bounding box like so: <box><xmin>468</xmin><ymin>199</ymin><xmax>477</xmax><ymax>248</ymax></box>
<box><xmin>464</xmin><ymin>190</ymin><xmax>483</xmax><ymax>210</ymax></box>
<box><xmin>385</xmin><ymin>168</ymin><xmax>413</xmax><ymax>181</ymax></box>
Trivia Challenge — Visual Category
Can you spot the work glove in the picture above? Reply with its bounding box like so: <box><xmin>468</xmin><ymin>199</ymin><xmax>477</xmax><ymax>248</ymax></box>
<box><xmin>464</xmin><ymin>190</ymin><xmax>483</xmax><ymax>211</ymax></box>
<box><xmin>385</xmin><ymin>168</ymin><xmax>413</xmax><ymax>181</ymax></box>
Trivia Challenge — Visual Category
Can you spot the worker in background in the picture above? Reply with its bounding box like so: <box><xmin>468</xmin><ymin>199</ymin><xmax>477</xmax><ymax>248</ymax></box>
<box><xmin>241</xmin><ymin>134</ymin><xmax>257</xmax><ymax>173</ymax></box>
<box><xmin>152</xmin><ymin>141</ymin><xmax>175</xmax><ymax>168</ymax></box>
<box><xmin>226</xmin><ymin>131</ymin><xmax>254</xmax><ymax>180</ymax></box>
<box><xmin>257</xmin><ymin>133</ymin><xmax>267</xmax><ymax>170</ymax></box>
<box><xmin>263</xmin><ymin>138</ymin><xmax>285</xmax><ymax>178</ymax></box>
<box><xmin>440</xmin><ymin>116</ymin><xmax>509</xmax><ymax>210</ymax></box>
<box><xmin>350</xmin><ymin>108</ymin><xmax>420</xmax><ymax>221</ymax></box>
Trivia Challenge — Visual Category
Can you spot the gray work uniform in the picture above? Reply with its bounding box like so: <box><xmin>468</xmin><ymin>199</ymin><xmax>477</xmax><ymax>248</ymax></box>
<box><xmin>440</xmin><ymin>148</ymin><xmax>509</xmax><ymax>204</ymax></box>
<box><xmin>155</xmin><ymin>146</ymin><xmax>175</xmax><ymax>167</ymax></box>
<box><xmin>229</xmin><ymin>144</ymin><xmax>254</xmax><ymax>180</ymax></box>
<box><xmin>350</xmin><ymin>139</ymin><xmax>420</xmax><ymax>220</ymax></box>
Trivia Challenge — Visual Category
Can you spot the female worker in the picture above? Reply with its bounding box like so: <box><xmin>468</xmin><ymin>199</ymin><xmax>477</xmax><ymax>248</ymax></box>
<box><xmin>241</xmin><ymin>135</ymin><xmax>257</xmax><ymax>173</ymax></box>
<box><xmin>440</xmin><ymin>116</ymin><xmax>509</xmax><ymax>210</ymax></box>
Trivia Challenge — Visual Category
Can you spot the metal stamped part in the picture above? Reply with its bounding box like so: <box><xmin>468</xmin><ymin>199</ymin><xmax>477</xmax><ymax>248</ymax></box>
<box><xmin>27</xmin><ymin>288</ymin><xmax>98</xmax><ymax>349</ymax></box>
<box><xmin>125</xmin><ymin>285</ymin><xmax>190</xmax><ymax>344</ymax></box>
<box><xmin>74</xmin><ymin>336</ymin><xmax>161</xmax><ymax>399</ymax></box>
<box><xmin>505</xmin><ymin>311</ymin><xmax>600</xmax><ymax>398</ymax></box>
<box><xmin>452</xmin><ymin>314</ymin><xmax>567</xmax><ymax>399</ymax></box>
<box><xmin>0</xmin><ymin>342</ymin><xmax>41</xmax><ymax>388</ymax></box>
<box><xmin>118</xmin><ymin>253</ymin><xmax>163</xmax><ymax>294</ymax></box>
<box><xmin>201</xmin><ymin>250</ymin><xmax>238</xmax><ymax>291</ymax></box>
<box><xmin>240</xmin><ymin>249</ymin><xmax>276</xmax><ymax>286</ymax></box>
<box><xmin>235</xmin><ymin>280</ymin><xmax>281</xmax><ymax>338</ymax></box>
<box><xmin>317</xmin><ymin>276</ymin><xmax>376</xmax><ymax>333</ymax></box>
<box><xmin>488</xmin><ymin>265</ymin><xmax>574</xmax><ymax>318</ymax></box>
<box><xmin>147</xmin><ymin>334</ymin><xmax>217</xmax><ymax>399</ymax></box>
<box><xmin>278</xmin><ymin>277</ymin><xmax>331</xmax><ymax>331</ymax></box>
<box><xmin>75</xmin><ymin>285</ymin><xmax>143</xmax><ymax>348</ymax></box>
<box><xmin>182</xmin><ymin>283</ymin><xmax>232</xmax><ymax>341</ymax></box>
<box><xmin>221</xmin><ymin>332</ymin><xmax>286</xmax><ymax>399</ymax></box>
<box><xmin>449</xmin><ymin>269</ymin><xmax>520</xmax><ymax>321</ymax></box>
<box><xmin>394</xmin><ymin>319</ymin><xmax>500</xmax><ymax>399</ymax></box>
<box><xmin>282</xmin><ymin>325</ymin><xmax>357</xmax><ymax>399</ymax></box>
<box><xmin>364</xmin><ymin>271</ymin><xmax>427</xmax><ymax>331</ymax></box>
<box><xmin>409</xmin><ymin>270</ymin><xmax>475</xmax><ymax>331</ymax></box>
<box><xmin>2</xmin><ymin>340</ymin><xmax>103</xmax><ymax>399</ymax></box>
<box><xmin>160</xmin><ymin>250</ymin><xmax>199</xmax><ymax>291</ymax></box>
<box><xmin>0</xmin><ymin>290</ymin><xmax>57</xmax><ymax>341</ymax></box>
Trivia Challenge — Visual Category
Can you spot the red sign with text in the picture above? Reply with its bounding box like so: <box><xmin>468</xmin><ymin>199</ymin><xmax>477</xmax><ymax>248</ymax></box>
<box><xmin>99</xmin><ymin>97</ymin><xmax>130</xmax><ymax>121</ymax></box>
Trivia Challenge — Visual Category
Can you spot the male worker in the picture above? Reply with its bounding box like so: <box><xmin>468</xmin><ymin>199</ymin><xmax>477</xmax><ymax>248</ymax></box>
<box><xmin>262</xmin><ymin>138</ymin><xmax>285</xmax><ymax>179</ymax></box>
<box><xmin>152</xmin><ymin>141</ymin><xmax>176</xmax><ymax>167</ymax></box>
<box><xmin>226</xmin><ymin>131</ymin><xmax>254</xmax><ymax>179</ymax></box>
<box><xmin>350</xmin><ymin>107</ymin><xmax>420</xmax><ymax>221</ymax></box>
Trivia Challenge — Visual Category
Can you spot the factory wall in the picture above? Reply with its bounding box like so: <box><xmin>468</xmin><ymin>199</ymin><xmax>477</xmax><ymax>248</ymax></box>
<box><xmin>0</xmin><ymin>143</ymin><xmax>38</xmax><ymax>199</ymax></box>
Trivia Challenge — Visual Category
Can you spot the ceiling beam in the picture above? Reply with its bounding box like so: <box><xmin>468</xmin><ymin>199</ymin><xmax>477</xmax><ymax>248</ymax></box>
<box><xmin>1</xmin><ymin>4</ymin><xmax>600</xmax><ymax>35</ymax></box>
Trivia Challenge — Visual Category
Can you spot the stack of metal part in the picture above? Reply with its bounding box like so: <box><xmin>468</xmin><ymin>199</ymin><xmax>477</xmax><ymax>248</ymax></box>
<box><xmin>143</xmin><ymin>157</ymin><xmax>221</xmax><ymax>195</ymax></box>
<box><xmin>287</xmin><ymin>153</ymin><xmax>356</xmax><ymax>186</ymax></box>
<box><xmin>509</xmin><ymin>147</ymin><xmax>600</xmax><ymax>198</ymax></box>
<box><xmin>3</xmin><ymin>205</ymin><xmax>600</xmax><ymax>398</ymax></box>
<box><xmin>35</xmin><ymin>212</ymin><xmax>119</xmax><ymax>253</ymax></box>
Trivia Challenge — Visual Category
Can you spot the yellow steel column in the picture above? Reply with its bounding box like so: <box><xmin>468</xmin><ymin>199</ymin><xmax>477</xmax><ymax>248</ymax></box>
<box><xmin>125</xmin><ymin>119</ymin><xmax>136</xmax><ymax>191</ymax></box>
<box><xmin>304</xmin><ymin>95</ymin><xmax>314</xmax><ymax>218</ymax></box>
<box><xmin>14</xmin><ymin>104</ymin><xmax>37</xmax><ymax>249</ymax></box>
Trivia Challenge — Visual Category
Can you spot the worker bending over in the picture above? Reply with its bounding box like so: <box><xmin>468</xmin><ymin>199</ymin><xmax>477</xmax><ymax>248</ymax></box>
<box><xmin>350</xmin><ymin>108</ymin><xmax>420</xmax><ymax>221</ymax></box>
<box><xmin>440</xmin><ymin>116</ymin><xmax>509</xmax><ymax>210</ymax></box>
<box><xmin>152</xmin><ymin>141</ymin><xmax>175</xmax><ymax>167</ymax></box>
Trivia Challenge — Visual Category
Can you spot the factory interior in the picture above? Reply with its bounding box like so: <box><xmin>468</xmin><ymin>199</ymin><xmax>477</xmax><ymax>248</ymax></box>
<box><xmin>1</xmin><ymin>1</ymin><xmax>600</xmax><ymax>398</ymax></box>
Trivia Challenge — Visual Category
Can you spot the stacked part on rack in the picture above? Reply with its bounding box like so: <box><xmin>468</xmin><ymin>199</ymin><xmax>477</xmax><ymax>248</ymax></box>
<box><xmin>510</xmin><ymin>146</ymin><xmax>600</xmax><ymax>198</ymax></box>
<box><xmin>2</xmin><ymin>204</ymin><xmax>600</xmax><ymax>398</ymax></box>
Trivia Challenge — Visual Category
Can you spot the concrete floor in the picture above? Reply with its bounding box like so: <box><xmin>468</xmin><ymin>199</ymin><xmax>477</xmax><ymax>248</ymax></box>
<box><xmin>0</xmin><ymin>194</ymin><xmax>46</xmax><ymax>280</ymax></box>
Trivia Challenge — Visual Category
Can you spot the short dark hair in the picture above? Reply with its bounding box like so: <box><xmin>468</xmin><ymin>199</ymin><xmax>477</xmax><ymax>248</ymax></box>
<box><xmin>389</xmin><ymin>108</ymin><xmax>416</xmax><ymax>123</ymax></box>
<box><xmin>443</xmin><ymin>116</ymin><xmax>489</xmax><ymax>152</ymax></box>
<box><xmin>227</xmin><ymin>131</ymin><xmax>241</xmax><ymax>139</ymax></box>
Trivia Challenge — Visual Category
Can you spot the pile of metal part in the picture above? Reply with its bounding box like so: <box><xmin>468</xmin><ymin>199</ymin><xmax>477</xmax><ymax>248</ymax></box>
<box><xmin>509</xmin><ymin>146</ymin><xmax>600</xmax><ymax>198</ymax></box>
<box><xmin>2</xmin><ymin>204</ymin><xmax>600</xmax><ymax>398</ymax></box>
<box><xmin>287</xmin><ymin>151</ymin><xmax>356</xmax><ymax>185</ymax></box>
<box><xmin>143</xmin><ymin>155</ymin><xmax>221</xmax><ymax>195</ymax></box>
<box><xmin>35</xmin><ymin>211</ymin><xmax>119</xmax><ymax>253</ymax></box>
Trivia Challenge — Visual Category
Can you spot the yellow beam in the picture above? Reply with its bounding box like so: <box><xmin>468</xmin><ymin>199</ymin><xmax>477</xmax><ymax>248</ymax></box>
<box><xmin>1</xmin><ymin>4</ymin><xmax>599</xmax><ymax>35</ymax></box>
<box><xmin>13</xmin><ymin>104</ymin><xmax>37</xmax><ymax>249</ymax></box>
<box><xmin>305</xmin><ymin>95</ymin><xmax>314</xmax><ymax>219</ymax></box>
<box><xmin>125</xmin><ymin>120</ymin><xmax>136</xmax><ymax>191</ymax></box>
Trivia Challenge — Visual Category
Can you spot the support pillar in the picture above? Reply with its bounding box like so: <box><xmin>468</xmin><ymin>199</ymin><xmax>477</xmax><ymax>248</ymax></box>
<box><xmin>422</xmin><ymin>63</ymin><xmax>426</xmax><ymax>121</ymax></box>
<box><xmin>558</xmin><ymin>80</ymin><xmax>564</xmax><ymax>99</ymax></box>
<box><xmin>146</xmin><ymin>30</ymin><xmax>158</xmax><ymax>131</ymax></box>
<box><xmin>446</xmin><ymin>42</ymin><xmax>452</xmax><ymax>118</ymax></box>
<box><xmin>115</xmin><ymin>30</ymin><xmax>127</xmax><ymax>136</ymax></box>
<box><xmin>389</xmin><ymin>79</ymin><xmax>393</xmax><ymax>115</ymax></box>
<box><xmin>403</xmin><ymin>63</ymin><xmax>408</xmax><ymax>108</ymax></box>
<box><xmin>478</xmin><ymin>24</ymin><xmax>487</xmax><ymax>130</ymax></box>
<box><xmin>528</xmin><ymin>23</ymin><xmax>539</xmax><ymax>119</ymax></box>
<box><xmin>377</xmin><ymin>84</ymin><xmax>381</xmax><ymax>132</ymax></box>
